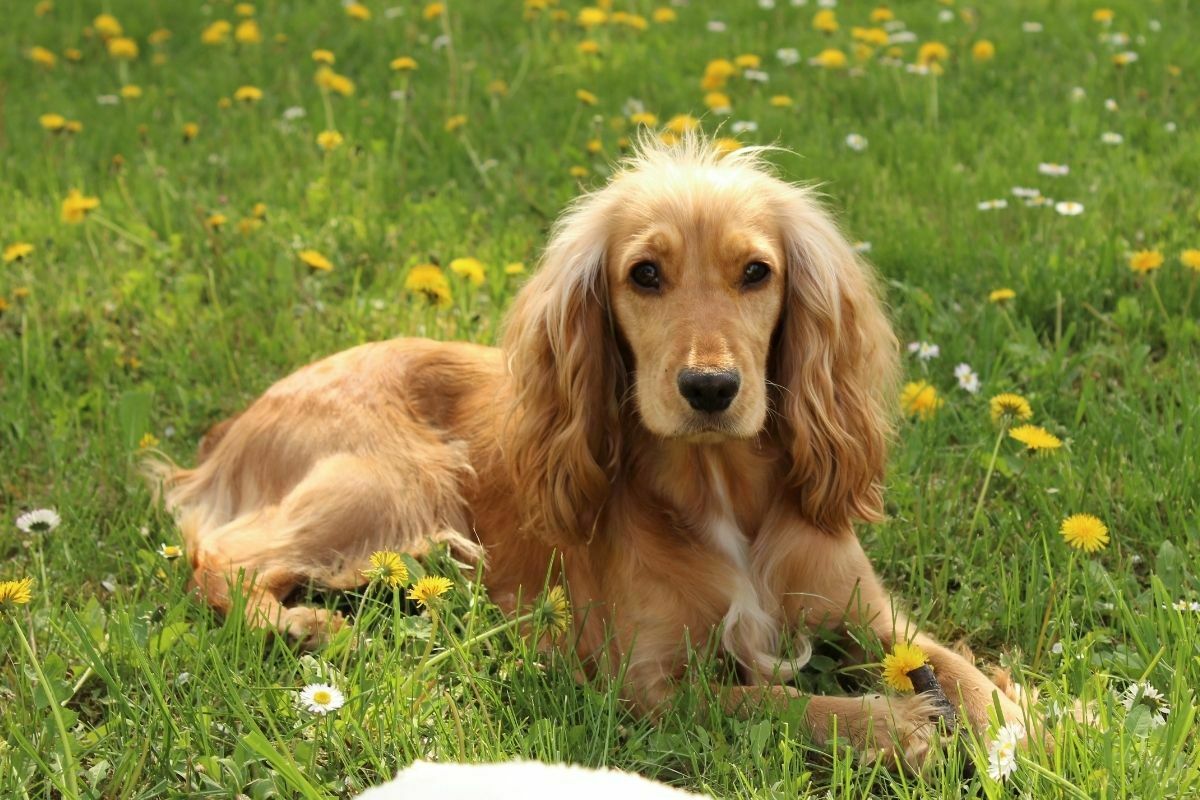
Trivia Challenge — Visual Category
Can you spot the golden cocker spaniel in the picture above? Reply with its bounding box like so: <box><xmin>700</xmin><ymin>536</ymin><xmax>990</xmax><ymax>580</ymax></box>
<box><xmin>154</xmin><ymin>135</ymin><xmax>1026</xmax><ymax>769</ymax></box>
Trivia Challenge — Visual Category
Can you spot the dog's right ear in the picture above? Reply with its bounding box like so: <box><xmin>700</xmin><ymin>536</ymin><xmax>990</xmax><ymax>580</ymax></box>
<box><xmin>502</xmin><ymin>191</ymin><xmax>624</xmax><ymax>549</ymax></box>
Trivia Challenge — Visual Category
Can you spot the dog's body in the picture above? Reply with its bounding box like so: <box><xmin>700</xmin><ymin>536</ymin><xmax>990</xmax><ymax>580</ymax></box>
<box><xmin>156</xmin><ymin>137</ymin><xmax>1026</xmax><ymax>768</ymax></box>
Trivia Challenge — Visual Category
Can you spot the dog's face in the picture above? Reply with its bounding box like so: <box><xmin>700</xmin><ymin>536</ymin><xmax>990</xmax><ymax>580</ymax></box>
<box><xmin>605</xmin><ymin>172</ymin><xmax>787</xmax><ymax>441</ymax></box>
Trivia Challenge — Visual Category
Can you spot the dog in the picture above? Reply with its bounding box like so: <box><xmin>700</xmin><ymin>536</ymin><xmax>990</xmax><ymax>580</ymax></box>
<box><xmin>152</xmin><ymin>134</ymin><xmax>1027</xmax><ymax>769</ymax></box>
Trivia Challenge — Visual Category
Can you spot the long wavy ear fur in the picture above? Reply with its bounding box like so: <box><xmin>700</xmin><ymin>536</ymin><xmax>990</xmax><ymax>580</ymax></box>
<box><xmin>771</xmin><ymin>184</ymin><xmax>899</xmax><ymax>534</ymax></box>
<box><xmin>502</xmin><ymin>191</ymin><xmax>624</xmax><ymax>548</ymax></box>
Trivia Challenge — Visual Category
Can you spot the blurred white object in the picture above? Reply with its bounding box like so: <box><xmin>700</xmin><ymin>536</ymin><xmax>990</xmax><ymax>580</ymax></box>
<box><xmin>357</xmin><ymin>760</ymin><xmax>711</xmax><ymax>800</ymax></box>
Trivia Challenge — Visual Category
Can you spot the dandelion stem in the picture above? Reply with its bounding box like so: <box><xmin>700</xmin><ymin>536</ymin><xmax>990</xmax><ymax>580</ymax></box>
<box><xmin>968</xmin><ymin>423</ymin><xmax>1008</xmax><ymax>535</ymax></box>
<box><xmin>12</xmin><ymin>619</ymin><xmax>80</xmax><ymax>799</ymax></box>
<box><xmin>1147</xmin><ymin>275</ymin><xmax>1170</xmax><ymax>322</ymax></box>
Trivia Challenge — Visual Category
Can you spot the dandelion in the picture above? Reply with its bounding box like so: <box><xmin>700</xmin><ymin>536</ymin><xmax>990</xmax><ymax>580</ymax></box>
<box><xmin>813</xmin><ymin>9</ymin><xmax>838</xmax><ymax>33</ymax></box>
<box><xmin>316</xmin><ymin>130</ymin><xmax>344</xmax><ymax>151</ymax></box>
<box><xmin>577</xmin><ymin>40</ymin><xmax>600</xmax><ymax>56</ymax></box>
<box><xmin>201</xmin><ymin>20</ymin><xmax>232</xmax><ymax>45</ymax></box>
<box><xmin>16</xmin><ymin>508</ymin><xmax>60</xmax><ymax>534</ymax></box>
<box><xmin>1054</xmin><ymin>201</ymin><xmax>1084</xmax><ymax>216</ymax></box>
<box><xmin>535</xmin><ymin>586</ymin><xmax>572</xmax><ymax>635</ymax></box>
<box><xmin>954</xmin><ymin>364</ymin><xmax>981</xmax><ymax>394</ymax></box>
<box><xmin>1122</xmin><ymin>682</ymin><xmax>1170</xmax><ymax>727</ymax></box>
<box><xmin>390</xmin><ymin>56</ymin><xmax>418</xmax><ymax>71</ymax></box>
<box><xmin>652</xmin><ymin>8</ymin><xmax>677</xmax><ymax>23</ymax></box>
<box><xmin>1009</xmin><ymin>424</ymin><xmax>1061</xmax><ymax>451</ymax></box>
<box><xmin>0</xmin><ymin>578</ymin><xmax>34</xmax><ymax>609</ymax></box>
<box><xmin>577</xmin><ymin>7</ymin><xmax>607</xmax><ymax>27</ymax></box>
<box><xmin>1112</xmin><ymin>51</ymin><xmax>1138</xmax><ymax>67</ymax></box>
<box><xmin>735</xmin><ymin>54</ymin><xmax>761</xmax><ymax>69</ymax></box>
<box><xmin>233</xmin><ymin>85</ymin><xmax>263</xmax><ymax>103</ymax></box>
<box><xmin>445</xmin><ymin>114</ymin><xmax>467</xmax><ymax>133</ymax></box>
<box><xmin>312</xmin><ymin>50</ymin><xmax>335</xmax><ymax>66</ymax></box>
<box><xmin>299</xmin><ymin>250</ymin><xmax>333</xmax><ymax>272</ymax></box>
<box><xmin>989</xmin><ymin>288</ymin><xmax>1016</xmax><ymax>304</ymax></box>
<box><xmin>990</xmin><ymin>393</ymin><xmax>1033</xmax><ymax>423</ymax></box>
<box><xmin>504</xmin><ymin>262</ymin><xmax>526</xmax><ymax>276</ymax></box>
<box><xmin>158</xmin><ymin>543</ymin><xmax>183</xmax><ymax>559</ymax></box>
<box><xmin>811</xmin><ymin>48</ymin><xmax>848</xmax><ymax>69</ymax></box>
<box><xmin>629</xmin><ymin>112</ymin><xmax>658</xmax><ymax>127</ymax></box>
<box><xmin>408</xmin><ymin>575</ymin><xmax>453</xmax><ymax>608</ymax></box>
<box><xmin>299</xmin><ymin>683</ymin><xmax>345</xmax><ymax>715</ymax></box>
<box><xmin>345</xmin><ymin>2</ymin><xmax>371</xmax><ymax>21</ymax></box>
<box><xmin>449</xmin><ymin>257</ymin><xmax>486</xmax><ymax>286</ymax></box>
<box><xmin>575</xmin><ymin>89</ymin><xmax>598</xmax><ymax>106</ymax></box>
<box><xmin>206</xmin><ymin>213</ymin><xmax>227</xmax><ymax>230</ymax></box>
<box><xmin>917</xmin><ymin>42</ymin><xmax>950</xmax><ymax>67</ymax></box>
<box><xmin>1128</xmin><ymin>250</ymin><xmax>1164</xmax><ymax>274</ymax></box>
<box><xmin>1093</xmin><ymin>9</ymin><xmax>1115</xmax><ymax>24</ymax></box>
<box><xmin>107</xmin><ymin>37</ymin><xmax>139</xmax><ymax>59</ymax></box>
<box><xmin>30</xmin><ymin>46</ymin><xmax>57</xmax><ymax>68</ymax></box>
<box><xmin>364</xmin><ymin>551</ymin><xmax>408</xmax><ymax>588</ymax></box>
<box><xmin>61</xmin><ymin>189</ymin><xmax>100</xmax><ymax>223</ymax></box>
<box><xmin>769</xmin><ymin>95</ymin><xmax>793</xmax><ymax>108</ymax></box>
<box><xmin>315</xmin><ymin>69</ymin><xmax>355</xmax><ymax>96</ymax></box>
<box><xmin>986</xmin><ymin>721</ymin><xmax>1025</xmax><ymax>782</ymax></box>
<box><xmin>40</xmin><ymin>113</ymin><xmax>67</xmax><ymax>132</ymax></box>
<box><xmin>900</xmin><ymin>381</ymin><xmax>943</xmax><ymax>420</ymax></box>
<box><xmin>1060</xmin><ymin>514</ymin><xmax>1109</xmax><ymax>552</ymax></box>
<box><xmin>405</xmin><ymin>264</ymin><xmax>453</xmax><ymax>307</ymax></box>
<box><xmin>1180</xmin><ymin>250</ymin><xmax>1200</xmax><ymax>271</ymax></box>
<box><xmin>234</xmin><ymin>20</ymin><xmax>262</xmax><ymax>44</ymax></box>
<box><xmin>139</xmin><ymin>432</ymin><xmax>160</xmax><ymax>449</ymax></box>
<box><xmin>704</xmin><ymin>92</ymin><xmax>731</xmax><ymax>113</ymax></box>
<box><xmin>870</xmin><ymin>7</ymin><xmax>894</xmax><ymax>23</ymax></box>
<box><xmin>881</xmin><ymin>642</ymin><xmax>927</xmax><ymax>692</ymax></box>
<box><xmin>94</xmin><ymin>13</ymin><xmax>123</xmax><ymax>38</ymax></box>
<box><xmin>148</xmin><ymin>29</ymin><xmax>172</xmax><ymax>45</ymax></box>
<box><xmin>3</xmin><ymin>242</ymin><xmax>34</xmax><ymax>263</ymax></box>
<box><xmin>182</xmin><ymin>122</ymin><xmax>199</xmax><ymax>142</ymax></box>
<box><xmin>666</xmin><ymin>115</ymin><xmax>700</xmax><ymax>135</ymax></box>
<box><xmin>972</xmin><ymin>40</ymin><xmax>996</xmax><ymax>62</ymax></box>
<box><xmin>121</xmin><ymin>85</ymin><xmax>143</xmax><ymax>100</ymax></box>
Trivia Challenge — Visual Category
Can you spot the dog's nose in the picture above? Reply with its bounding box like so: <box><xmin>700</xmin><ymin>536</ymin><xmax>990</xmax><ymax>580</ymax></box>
<box><xmin>677</xmin><ymin>369</ymin><xmax>740</xmax><ymax>413</ymax></box>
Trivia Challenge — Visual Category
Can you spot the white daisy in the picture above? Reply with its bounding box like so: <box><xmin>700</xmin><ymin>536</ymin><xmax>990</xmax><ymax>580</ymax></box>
<box><xmin>299</xmin><ymin>683</ymin><xmax>345</xmax><ymax>715</ymax></box>
<box><xmin>1165</xmin><ymin>122</ymin><xmax>1177</xmax><ymax>133</ymax></box>
<box><xmin>985</xmin><ymin>721</ymin><xmax>1024</xmax><ymax>781</ymax></box>
<box><xmin>776</xmin><ymin>48</ymin><xmax>801</xmax><ymax>66</ymax></box>
<box><xmin>743</xmin><ymin>69</ymin><xmax>770</xmax><ymax>83</ymax></box>
<box><xmin>16</xmin><ymin>508</ymin><xmax>61</xmax><ymax>535</ymax></box>
<box><xmin>1105</xmin><ymin>98</ymin><xmax>1119</xmax><ymax>112</ymax></box>
<box><xmin>938</xmin><ymin>9</ymin><xmax>954</xmax><ymax>22</ymax></box>
<box><xmin>282</xmin><ymin>106</ymin><xmax>307</xmax><ymax>120</ymax></box>
<box><xmin>1115</xmin><ymin>50</ymin><xmax>1139</xmax><ymax>64</ymax></box>
<box><xmin>1011</xmin><ymin>186</ymin><xmax>1041</xmax><ymax>198</ymax></box>
<box><xmin>852</xmin><ymin>241</ymin><xmax>872</xmax><ymax>253</ymax></box>
<box><xmin>954</xmin><ymin>363</ymin><xmax>980</xmax><ymax>394</ymax></box>
<box><xmin>159</xmin><ymin>543</ymin><xmax>184</xmax><ymax>560</ymax></box>
<box><xmin>1038</xmin><ymin>162</ymin><xmax>1069</xmax><ymax>176</ymax></box>
<box><xmin>1022</xmin><ymin>21</ymin><xmax>1043</xmax><ymax>33</ymax></box>
<box><xmin>1070</xmin><ymin>86</ymin><xmax>1087</xmax><ymax>102</ymax></box>
<box><xmin>730</xmin><ymin>120</ymin><xmax>758</xmax><ymax>135</ymax></box>
<box><xmin>96</xmin><ymin>94</ymin><xmax>120</xmax><ymax>106</ymax></box>
<box><xmin>758</xmin><ymin>0</ymin><xmax>776</xmax><ymax>8</ymax></box>
<box><xmin>890</xmin><ymin>31</ymin><xmax>918</xmax><ymax>44</ymax></box>
<box><xmin>1122</xmin><ymin>682</ymin><xmax>1170</xmax><ymax>727</ymax></box>
<box><xmin>845</xmin><ymin>133</ymin><xmax>868</xmax><ymax>151</ymax></box>
<box><xmin>1101</xmin><ymin>132</ymin><xmax>1124</xmax><ymax>145</ymax></box>
<box><xmin>1054</xmin><ymin>201</ymin><xmax>1085</xmax><ymax>216</ymax></box>
<box><xmin>883</xmin><ymin>20</ymin><xmax>906</xmax><ymax>32</ymax></box>
<box><xmin>706</xmin><ymin>20</ymin><xmax>727</xmax><ymax>33</ymax></box>
<box><xmin>1051</xmin><ymin>641</ymin><xmax>1064</xmax><ymax>655</ymax></box>
<box><xmin>1025</xmin><ymin>195</ymin><xmax>1053</xmax><ymax>208</ymax></box>
<box><xmin>817</xmin><ymin>0</ymin><xmax>836</xmax><ymax>7</ymax></box>
<box><xmin>907</xmin><ymin>341</ymin><xmax>940</xmax><ymax>361</ymax></box>
<box><xmin>977</xmin><ymin>199</ymin><xmax>1008</xmax><ymax>211</ymax></box>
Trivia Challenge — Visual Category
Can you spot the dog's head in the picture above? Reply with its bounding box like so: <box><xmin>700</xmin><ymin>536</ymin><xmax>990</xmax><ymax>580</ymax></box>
<box><xmin>505</xmin><ymin>135</ymin><xmax>897</xmax><ymax>545</ymax></box>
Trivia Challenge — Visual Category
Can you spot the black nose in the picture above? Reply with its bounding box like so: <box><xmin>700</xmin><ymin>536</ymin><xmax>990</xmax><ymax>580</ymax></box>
<box><xmin>677</xmin><ymin>369</ymin><xmax>740</xmax><ymax>413</ymax></box>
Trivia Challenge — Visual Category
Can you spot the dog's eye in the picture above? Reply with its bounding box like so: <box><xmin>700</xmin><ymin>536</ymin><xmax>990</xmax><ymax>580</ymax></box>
<box><xmin>743</xmin><ymin>262</ymin><xmax>770</xmax><ymax>286</ymax></box>
<box><xmin>630</xmin><ymin>261</ymin><xmax>661</xmax><ymax>290</ymax></box>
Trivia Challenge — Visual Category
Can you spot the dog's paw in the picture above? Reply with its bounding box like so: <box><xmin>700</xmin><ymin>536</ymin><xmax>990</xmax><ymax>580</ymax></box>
<box><xmin>856</xmin><ymin>693</ymin><xmax>955</xmax><ymax>773</ymax></box>
<box><xmin>279</xmin><ymin>606</ymin><xmax>346</xmax><ymax>648</ymax></box>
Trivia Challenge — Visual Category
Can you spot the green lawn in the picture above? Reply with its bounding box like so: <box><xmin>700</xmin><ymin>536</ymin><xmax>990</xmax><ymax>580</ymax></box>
<box><xmin>2</xmin><ymin>1</ymin><xmax>1198</xmax><ymax>797</ymax></box>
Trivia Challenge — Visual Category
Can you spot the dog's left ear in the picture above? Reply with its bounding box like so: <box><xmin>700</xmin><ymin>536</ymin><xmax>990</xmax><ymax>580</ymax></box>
<box><xmin>771</xmin><ymin>185</ymin><xmax>899</xmax><ymax>534</ymax></box>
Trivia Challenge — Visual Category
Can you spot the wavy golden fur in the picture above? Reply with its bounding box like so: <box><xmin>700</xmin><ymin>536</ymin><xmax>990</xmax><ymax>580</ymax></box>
<box><xmin>152</xmin><ymin>135</ymin><xmax>1028</xmax><ymax>770</ymax></box>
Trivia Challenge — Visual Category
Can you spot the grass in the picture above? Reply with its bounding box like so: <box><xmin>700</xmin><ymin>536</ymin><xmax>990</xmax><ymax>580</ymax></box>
<box><xmin>2</xmin><ymin>0</ymin><xmax>1199</xmax><ymax>797</ymax></box>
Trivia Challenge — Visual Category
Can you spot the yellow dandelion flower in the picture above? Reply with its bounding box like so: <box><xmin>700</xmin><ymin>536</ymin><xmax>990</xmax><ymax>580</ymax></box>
<box><xmin>577</xmin><ymin>40</ymin><xmax>601</xmax><ymax>56</ymax></box>
<box><xmin>917</xmin><ymin>42</ymin><xmax>950</xmax><ymax>67</ymax></box>
<box><xmin>537</xmin><ymin>586</ymin><xmax>572</xmax><ymax>635</ymax></box>
<box><xmin>312</xmin><ymin>49</ymin><xmax>336</xmax><ymax>65</ymax></box>
<box><xmin>666</xmin><ymin>114</ymin><xmax>699</xmax><ymax>135</ymax></box>
<box><xmin>65</xmin><ymin>119</ymin><xmax>83</xmax><ymax>134</ymax></box>
<box><xmin>316</xmin><ymin>130</ymin><xmax>344</xmax><ymax>151</ymax></box>
<box><xmin>138</xmin><ymin>432</ymin><xmax>160</xmax><ymax>450</ymax></box>
<box><xmin>487</xmin><ymin>79</ymin><xmax>509</xmax><ymax>96</ymax></box>
<box><xmin>734</xmin><ymin>54</ymin><xmax>761</xmax><ymax>69</ymax></box>
<box><xmin>881</xmin><ymin>642</ymin><xmax>927</xmax><ymax>692</ymax></box>
<box><xmin>4</xmin><ymin>243</ymin><xmax>34</xmax><ymax>263</ymax></box>
<box><xmin>586</xmin><ymin>138</ymin><xmax>603</xmax><ymax>154</ymax></box>
<box><xmin>408</xmin><ymin>575</ymin><xmax>453</xmax><ymax>607</ymax></box>
<box><xmin>235</xmin><ymin>3</ymin><xmax>256</xmax><ymax>17</ymax></box>
<box><xmin>1060</xmin><ymin>514</ymin><xmax>1109</xmax><ymax>553</ymax></box>
<box><xmin>1181</xmin><ymin>250</ymin><xmax>1200</xmax><ymax>271</ymax></box>
<box><xmin>577</xmin><ymin>7</ymin><xmax>607</xmax><ymax>27</ymax></box>
<box><xmin>390</xmin><ymin>55</ymin><xmax>418</xmax><ymax>71</ymax></box>
<box><xmin>299</xmin><ymin>250</ymin><xmax>333</xmax><ymax>272</ymax></box>
<box><xmin>704</xmin><ymin>92</ymin><xmax>731</xmax><ymax>111</ymax></box>
<box><xmin>405</xmin><ymin>263</ymin><xmax>453</xmax><ymax>307</ymax></box>
<box><xmin>35</xmin><ymin>1</ymin><xmax>53</xmax><ymax>18</ymax></box>
<box><xmin>0</xmin><ymin>577</ymin><xmax>34</xmax><ymax>609</ymax></box>
<box><xmin>870</xmin><ymin>7</ymin><xmax>895</xmax><ymax>23</ymax></box>
<box><xmin>652</xmin><ymin>8</ymin><xmax>677</xmax><ymax>23</ymax></box>
<box><xmin>569</xmin><ymin>165</ymin><xmax>589</xmax><ymax>178</ymax></box>
<box><xmin>813</xmin><ymin>9</ymin><xmax>838</xmax><ymax>33</ymax></box>
<box><xmin>713</xmin><ymin>137</ymin><xmax>742</xmax><ymax>155</ymax></box>
<box><xmin>237</xmin><ymin>218</ymin><xmax>263</xmax><ymax>235</ymax></box>
<box><xmin>813</xmin><ymin>48</ymin><xmax>848</xmax><ymax>69</ymax></box>
<box><xmin>182</xmin><ymin>122</ymin><xmax>200</xmax><ymax>142</ymax></box>
<box><xmin>315</xmin><ymin>68</ymin><xmax>355</xmax><ymax>96</ymax></box>
<box><xmin>206</xmin><ymin>213</ymin><xmax>227</xmax><ymax>229</ymax></box>
<box><xmin>576</xmin><ymin>88</ymin><xmax>598</xmax><ymax>106</ymax></box>
<box><xmin>449</xmin><ymin>257</ymin><xmax>486</xmax><ymax>286</ymax></box>
<box><xmin>365</xmin><ymin>551</ymin><xmax>409</xmax><ymax>588</ymax></box>
<box><xmin>120</xmin><ymin>84</ymin><xmax>143</xmax><ymax>100</ymax></box>
<box><xmin>769</xmin><ymin>95</ymin><xmax>793</xmax><ymax>108</ymax></box>
<box><xmin>39</xmin><ymin>113</ymin><xmax>66</xmax><ymax>132</ymax></box>
<box><xmin>235</xmin><ymin>20</ymin><xmax>262</xmax><ymax>44</ymax></box>
<box><xmin>702</xmin><ymin>58</ymin><xmax>737</xmax><ymax>88</ymax></box>
<box><xmin>30</xmin><ymin>46</ymin><xmax>57</xmax><ymax>68</ymax></box>
<box><xmin>234</xmin><ymin>85</ymin><xmax>263</xmax><ymax>103</ymax></box>
<box><xmin>61</xmin><ymin>189</ymin><xmax>100</xmax><ymax>223</ymax></box>
<box><xmin>94</xmin><ymin>13</ymin><xmax>123</xmax><ymax>38</ymax></box>
<box><xmin>218</xmin><ymin>97</ymin><xmax>232</xmax><ymax>109</ymax></box>
<box><xmin>972</xmin><ymin>40</ymin><xmax>996</xmax><ymax>62</ymax></box>
<box><xmin>444</xmin><ymin>114</ymin><xmax>467</xmax><ymax>133</ymax></box>
<box><xmin>202</xmin><ymin>20</ymin><xmax>232</xmax><ymax>45</ymax></box>
<box><xmin>346</xmin><ymin>2</ymin><xmax>372</xmax><ymax>20</ymax></box>
<box><xmin>851</xmin><ymin>27</ymin><xmax>889</xmax><ymax>47</ymax></box>
<box><xmin>989</xmin><ymin>288</ymin><xmax>1016</xmax><ymax>304</ymax></box>
<box><xmin>989</xmin><ymin>393</ymin><xmax>1033</xmax><ymax>423</ymax></box>
<box><xmin>900</xmin><ymin>381</ymin><xmax>943</xmax><ymax>420</ymax></box>
<box><xmin>504</xmin><ymin>262</ymin><xmax>526</xmax><ymax>276</ymax></box>
<box><xmin>1092</xmin><ymin>9</ymin><xmax>1115</xmax><ymax>24</ymax></box>
<box><xmin>252</xmin><ymin>202</ymin><xmax>268</xmax><ymax>219</ymax></box>
<box><xmin>1009</xmin><ymin>424</ymin><xmax>1062</xmax><ymax>452</ymax></box>
<box><xmin>107</xmin><ymin>36</ymin><xmax>138</xmax><ymax>59</ymax></box>
<box><xmin>422</xmin><ymin>2</ymin><xmax>444</xmax><ymax>21</ymax></box>
<box><xmin>148</xmin><ymin>29</ymin><xmax>172</xmax><ymax>45</ymax></box>
<box><xmin>1128</xmin><ymin>249</ymin><xmax>1164</xmax><ymax>274</ymax></box>
<box><xmin>630</xmin><ymin>111</ymin><xmax>658</xmax><ymax>126</ymax></box>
